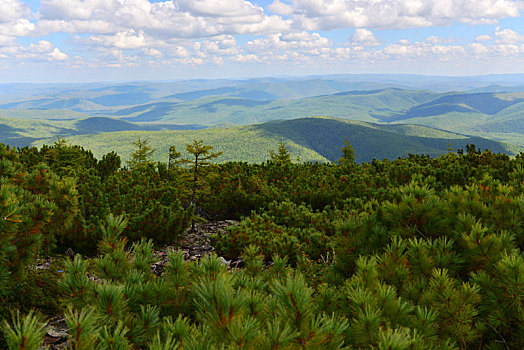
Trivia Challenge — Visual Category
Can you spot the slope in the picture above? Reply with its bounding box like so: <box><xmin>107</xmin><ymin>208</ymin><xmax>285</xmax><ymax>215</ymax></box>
<box><xmin>34</xmin><ymin>117</ymin><xmax>520</xmax><ymax>164</ymax></box>
<box><xmin>115</xmin><ymin>89</ymin><xmax>437</xmax><ymax>125</ymax></box>
<box><xmin>0</xmin><ymin>116</ymin><xmax>206</xmax><ymax>147</ymax></box>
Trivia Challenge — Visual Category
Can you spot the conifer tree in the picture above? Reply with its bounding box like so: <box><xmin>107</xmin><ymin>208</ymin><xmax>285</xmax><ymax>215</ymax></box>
<box><xmin>97</xmin><ymin>151</ymin><xmax>121</xmax><ymax>178</ymax></box>
<box><xmin>182</xmin><ymin>140</ymin><xmax>222</xmax><ymax>231</ymax></box>
<box><xmin>127</xmin><ymin>138</ymin><xmax>155</xmax><ymax>171</ymax></box>
<box><xmin>269</xmin><ymin>141</ymin><xmax>291</xmax><ymax>165</ymax></box>
<box><xmin>339</xmin><ymin>137</ymin><xmax>356</xmax><ymax>169</ymax></box>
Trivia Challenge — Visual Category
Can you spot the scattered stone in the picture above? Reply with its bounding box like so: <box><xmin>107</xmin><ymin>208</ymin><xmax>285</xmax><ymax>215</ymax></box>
<box><xmin>41</xmin><ymin>316</ymin><xmax>69</xmax><ymax>349</ymax></box>
<box><xmin>47</xmin><ymin>327</ymin><xmax>68</xmax><ymax>339</ymax></box>
<box><xmin>230</xmin><ymin>259</ymin><xmax>243</xmax><ymax>269</ymax></box>
<box><xmin>29</xmin><ymin>256</ymin><xmax>56</xmax><ymax>270</ymax></box>
<box><xmin>220</xmin><ymin>257</ymin><xmax>230</xmax><ymax>266</ymax></box>
<box><xmin>150</xmin><ymin>220</ymin><xmax>239</xmax><ymax>275</ymax></box>
<box><xmin>65</xmin><ymin>248</ymin><xmax>75</xmax><ymax>260</ymax></box>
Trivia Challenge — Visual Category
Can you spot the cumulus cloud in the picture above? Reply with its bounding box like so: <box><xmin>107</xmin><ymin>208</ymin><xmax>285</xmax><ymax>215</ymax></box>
<box><xmin>0</xmin><ymin>35</ymin><xmax>16</xmax><ymax>47</ymax></box>
<box><xmin>246</xmin><ymin>31</ymin><xmax>331</xmax><ymax>56</ymax></box>
<box><xmin>495</xmin><ymin>27</ymin><xmax>524</xmax><ymax>44</ymax></box>
<box><xmin>470</xmin><ymin>42</ymin><xmax>489</xmax><ymax>55</ymax></box>
<box><xmin>234</xmin><ymin>53</ymin><xmax>262</xmax><ymax>62</ymax></box>
<box><xmin>1</xmin><ymin>0</ymin><xmax>523</xmax><ymax>75</ymax></box>
<box><xmin>88</xmin><ymin>30</ymin><xmax>149</xmax><ymax>49</ymax></box>
<box><xmin>143</xmin><ymin>48</ymin><xmax>162</xmax><ymax>58</ymax></box>
<box><xmin>38</xmin><ymin>0</ymin><xmax>290</xmax><ymax>39</ymax></box>
<box><xmin>49</xmin><ymin>47</ymin><xmax>68</xmax><ymax>60</ymax></box>
<box><xmin>425</xmin><ymin>36</ymin><xmax>454</xmax><ymax>44</ymax></box>
<box><xmin>475</xmin><ymin>34</ymin><xmax>493</xmax><ymax>41</ymax></box>
<box><xmin>269</xmin><ymin>0</ymin><xmax>522</xmax><ymax>30</ymax></box>
<box><xmin>0</xmin><ymin>39</ymin><xmax>69</xmax><ymax>63</ymax></box>
<box><xmin>0</xmin><ymin>0</ymin><xmax>30</xmax><ymax>24</ymax></box>
<box><xmin>382</xmin><ymin>40</ymin><xmax>466</xmax><ymax>59</ymax></box>
<box><xmin>350</xmin><ymin>29</ymin><xmax>380</xmax><ymax>46</ymax></box>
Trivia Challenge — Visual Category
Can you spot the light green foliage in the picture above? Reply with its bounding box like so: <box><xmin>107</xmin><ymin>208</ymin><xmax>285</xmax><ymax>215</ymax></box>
<box><xmin>179</xmin><ymin>140</ymin><xmax>222</xmax><ymax>231</ymax></box>
<box><xmin>338</xmin><ymin>138</ymin><xmax>356</xmax><ymax>169</ymax></box>
<box><xmin>269</xmin><ymin>141</ymin><xmax>291</xmax><ymax>165</ymax></box>
<box><xmin>127</xmin><ymin>137</ymin><xmax>155</xmax><ymax>170</ymax></box>
<box><xmin>1</xmin><ymin>310</ymin><xmax>46</xmax><ymax>350</ymax></box>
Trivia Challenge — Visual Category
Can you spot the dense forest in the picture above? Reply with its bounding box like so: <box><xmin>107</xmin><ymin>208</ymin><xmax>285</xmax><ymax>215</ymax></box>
<box><xmin>1</xmin><ymin>137</ymin><xmax>524</xmax><ymax>349</ymax></box>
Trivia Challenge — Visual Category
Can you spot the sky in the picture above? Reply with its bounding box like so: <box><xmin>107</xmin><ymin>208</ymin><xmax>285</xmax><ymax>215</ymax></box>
<box><xmin>1</xmin><ymin>0</ymin><xmax>524</xmax><ymax>82</ymax></box>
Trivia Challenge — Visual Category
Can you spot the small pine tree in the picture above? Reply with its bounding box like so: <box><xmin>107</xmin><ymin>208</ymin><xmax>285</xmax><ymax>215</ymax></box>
<box><xmin>182</xmin><ymin>140</ymin><xmax>222</xmax><ymax>231</ymax></box>
<box><xmin>1</xmin><ymin>310</ymin><xmax>47</xmax><ymax>350</ymax></box>
<box><xmin>269</xmin><ymin>141</ymin><xmax>291</xmax><ymax>165</ymax></box>
<box><xmin>97</xmin><ymin>151</ymin><xmax>121</xmax><ymax>178</ymax></box>
<box><xmin>339</xmin><ymin>137</ymin><xmax>356</xmax><ymax>169</ymax></box>
<box><xmin>127</xmin><ymin>138</ymin><xmax>155</xmax><ymax>171</ymax></box>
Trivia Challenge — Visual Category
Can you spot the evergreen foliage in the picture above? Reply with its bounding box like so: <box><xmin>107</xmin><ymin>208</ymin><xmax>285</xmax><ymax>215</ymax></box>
<box><xmin>127</xmin><ymin>138</ymin><xmax>155</xmax><ymax>171</ymax></box>
<box><xmin>1</xmin><ymin>138</ymin><xmax>524</xmax><ymax>349</ymax></box>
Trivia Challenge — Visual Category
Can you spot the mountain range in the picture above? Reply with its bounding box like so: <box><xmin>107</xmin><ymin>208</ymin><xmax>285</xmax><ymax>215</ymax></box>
<box><xmin>0</xmin><ymin>74</ymin><xmax>522</xmax><ymax>161</ymax></box>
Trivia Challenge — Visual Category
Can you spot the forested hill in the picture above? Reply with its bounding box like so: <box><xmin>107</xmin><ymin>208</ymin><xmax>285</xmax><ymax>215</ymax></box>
<box><xmin>33</xmin><ymin>117</ymin><xmax>520</xmax><ymax>164</ymax></box>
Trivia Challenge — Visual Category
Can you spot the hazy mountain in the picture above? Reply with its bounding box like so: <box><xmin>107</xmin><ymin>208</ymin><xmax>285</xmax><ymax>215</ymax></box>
<box><xmin>1</xmin><ymin>75</ymin><xmax>522</xmax><ymax>154</ymax></box>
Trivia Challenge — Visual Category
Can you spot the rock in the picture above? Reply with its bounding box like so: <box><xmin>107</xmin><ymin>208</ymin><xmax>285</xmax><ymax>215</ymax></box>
<box><xmin>41</xmin><ymin>316</ymin><xmax>69</xmax><ymax>349</ymax></box>
<box><xmin>47</xmin><ymin>327</ymin><xmax>68</xmax><ymax>339</ymax></box>
<box><xmin>29</xmin><ymin>256</ymin><xmax>56</xmax><ymax>270</ymax></box>
<box><xmin>65</xmin><ymin>248</ymin><xmax>75</xmax><ymax>260</ymax></box>
<box><xmin>147</xmin><ymin>220</ymin><xmax>239</xmax><ymax>276</ymax></box>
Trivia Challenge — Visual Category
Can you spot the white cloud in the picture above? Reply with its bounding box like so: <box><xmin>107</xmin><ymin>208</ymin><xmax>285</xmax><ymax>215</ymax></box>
<box><xmin>89</xmin><ymin>30</ymin><xmax>148</xmax><ymax>49</ymax></box>
<box><xmin>0</xmin><ymin>0</ymin><xmax>35</xmax><ymax>41</ymax></box>
<box><xmin>233</xmin><ymin>53</ymin><xmax>261</xmax><ymax>62</ymax></box>
<box><xmin>247</xmin><ymin>31</ymin><xmax>331</xmax><ymax>55</ymax></box>
<box><xmin>0</xmin><ymin>35</ymin><xmax>15</xmax><ymax>47</ymax></box>
<box><xmin>382</xmin><ymin>40</ymin><xmax>466</xmax><ymax>59</ymax></box>
<box><xmin>143</xmin><ymin>48</ymin><xmax>162</xmax><ymax>58</ymax></box>
<box><xmin>269</xmin><ymin>0</ymin><xmax>294</xmax><ymax>15</ymax></box>
<box><xmin>269</xmin><ymin>0</ymin><xmax>522</xmax><ymax>30</ymax></box>
<box><xmin>38</xmin><ymin>0</ymin><xmax>290</xmax><ymax>39</ymax></box>
<box><xmin>176</xmin><ymin>0</ymin><xmax>263</xmax><ymax>18</ymax></box>
<box><xmin>0</xmin><ymin>40</ymin><xmax>70</xmax><ymax>63</ymax></box>
<box><xmin>469</xmin><ymin>43</ymin><xmax>489</xmax><ymax>55</ymax></box>
<box><xmin>350</xmin><ymin>29</ymin><xmax>380</xmax><ymax>46</ymax></box>
<box><xmin>49</xmin><ymin>47</ymin><xmax>68</xmax><ymax>60</ymax></box>
<box><xmin>491</xmin><ymin>43</ymin><xmax>521</xmax><ymax>55</ymax></box>
<box><xmin>425</xmin><ymin>35</ymin><xmax>454</xmax><ymax>44</ymax></box>
<box><xmin>495</xmin><ymin>27</ymin><xmax>524</xmax><ymax>44</ymax></box>
<box><xmin>28</xmin><ymin>40</ymin><xmax>54</xmax><ymax>53</ymax></box>
<box><xmin>475</xmin><ymin>34</ymin><xmax>493</xmax><ymax>41</ymax></box>
<box><xmin>168</xmin><ymin>46</ymin><xmax>190</xmax><ymax>58</ymax></box>
<box><xmin>0</xmin><ymin>0</ymin><xmax>30</xmax><ymax>24</ymax></box>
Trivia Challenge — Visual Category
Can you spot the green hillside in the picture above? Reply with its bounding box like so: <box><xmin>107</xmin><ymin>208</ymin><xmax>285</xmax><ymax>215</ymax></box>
<box><xmin>0</xmin><ymin>108</ymin><xmax>89</xmax><ymax>120</ymax></box>
<box><xmin>1</xmin><ymin>87</ymin><xmax>522</xmax><ymax>153</ymax></box>
<box><xmin>113</xmin><ymin>88</ymin><xmax>436</xmax><ymax>125</ymax></box>
<box><xmin>384</xmin><ymin>92</ymin><xmax>524</xmax><ymax>147</ymax></box>
<box><xmin>254</xmin><ymin>118</ymin><xmax>520</xmax><ymax>162</ymax></box>
<box><xmin>393</xmin><ymin>92</ymin><xmax>524</xmax><ymax>121</ymax></box>
<box><xmin>33</xmin><ymin>117</ymin><xmax>521</xmax><ymax>164</ymax></box>
<box><xmin>0</xmin><ymin>116</ymin><xmax>206</xmax><ymax>147</ymax></box>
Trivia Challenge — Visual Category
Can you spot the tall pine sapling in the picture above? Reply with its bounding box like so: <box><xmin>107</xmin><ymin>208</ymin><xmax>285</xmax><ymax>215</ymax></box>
<box><xmin>127</xmin><ymin>138</ymin><xmax>155</xmax><ymax>171</ymax></box>
<box><xmin>269</xmin><ymin>141</ymin><xmax>291</xmax><ymax>165</ymax></box>
<box><xmin>182</xmin><ymin>140</ymin><xmax>222</xmax><ymax>232</ymax></box>
<box><xmin>339</xmin><ymin>137</ymin><xmax>356</xmax><ymax>170</ymax></box>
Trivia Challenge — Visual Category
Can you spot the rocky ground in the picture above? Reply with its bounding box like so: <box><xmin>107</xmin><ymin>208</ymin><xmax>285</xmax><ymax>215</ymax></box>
<box><xmin>39</xmin><ymin>220</ymin><xmax>239</xmax><ymax>349</ymax></box>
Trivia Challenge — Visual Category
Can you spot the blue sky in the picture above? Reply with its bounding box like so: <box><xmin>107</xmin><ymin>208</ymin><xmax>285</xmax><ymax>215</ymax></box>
<box><xmin>1</xmin><ymin>0</ymin><xmax>523</xmax><ymax>82</ymax></box>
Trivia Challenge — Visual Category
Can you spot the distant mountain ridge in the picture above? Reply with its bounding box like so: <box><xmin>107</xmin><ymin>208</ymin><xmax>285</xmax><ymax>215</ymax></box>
<box><xmin>0</xmin><ymin>75</ymin><xmax>522</xmax><ymax>153</ymax></box>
